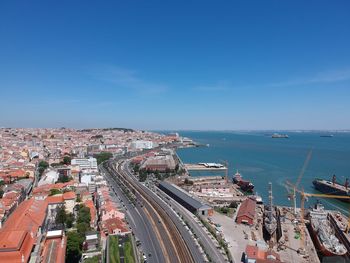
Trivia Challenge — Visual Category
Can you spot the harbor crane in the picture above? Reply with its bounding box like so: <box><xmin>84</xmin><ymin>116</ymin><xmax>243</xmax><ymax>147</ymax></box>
<box><xmin>286</xmin><ymin>181</ymin><xmax>350</xmax><ymax>252</ymax></box>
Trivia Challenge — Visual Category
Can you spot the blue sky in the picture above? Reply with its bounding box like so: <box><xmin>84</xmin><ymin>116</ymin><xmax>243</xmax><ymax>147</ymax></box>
<box><xmin>1</xmin><ymin>1</ymin><xmax>350</xmax><ymax>130</ymax></box>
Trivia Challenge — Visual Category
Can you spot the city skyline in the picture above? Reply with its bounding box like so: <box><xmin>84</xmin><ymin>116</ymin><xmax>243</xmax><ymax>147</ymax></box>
<box><xmin>1</xmin><ymin>1</ymin><xmax>350</xmax><ymax>130</ymax></box>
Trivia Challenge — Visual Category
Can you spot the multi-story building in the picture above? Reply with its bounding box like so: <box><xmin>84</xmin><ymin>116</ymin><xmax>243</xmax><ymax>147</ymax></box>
<box><xmin>71</xmin><ymin>157</ymin><xmax>98</xmax><ymax>171</ymax></box>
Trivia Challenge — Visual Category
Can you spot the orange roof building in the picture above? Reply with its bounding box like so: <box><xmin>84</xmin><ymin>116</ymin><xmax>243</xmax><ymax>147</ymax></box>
<box><xmin>245</xmin><ymin>245</ymin><xmax>282</xmax><ymax>262</ymax></box>
<box><xmin>236</xmin><ymin>198</ymin><xmax>256</xmax><ymax>225</ymax></box>
<box><xmin>99</xmin><ymin>217</ymin><xmax>129</xmax><ymax>237</ymax></box>
<box><xmin>0</xmin><ymin>198</ymin><xmax>47</xmax><ymax>262</ymax></box>
<box><xmin>40</xmin><ymin>230</ymin><xmax>66</xmax><ymax>263</ymax></box>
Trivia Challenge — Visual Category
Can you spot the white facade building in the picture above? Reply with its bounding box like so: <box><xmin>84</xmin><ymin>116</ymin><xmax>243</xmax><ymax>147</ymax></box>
<box><xmin>71</xmin><ymin>157</ymin><xmax>98</xmax><ymax>171</ymax></box>
<box><xmin>130</xmin><ymin>140</ymin><xmax>153</xmax><ymax>150</ymax></box>
<box><xmin>38</xmin><ymin>170</ymin><xmax>59</xmax><ymax>186</ymax></box>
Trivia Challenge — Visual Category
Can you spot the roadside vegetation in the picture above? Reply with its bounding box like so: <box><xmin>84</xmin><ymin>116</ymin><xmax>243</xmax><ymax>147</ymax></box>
<box><xmin>94</xmin><ymin>152</ymin><xmax>113</xmax><ymax>165</ymax></box>
<box><xmin>109</xmin><ymin>235</ymin><xmax>120</xmax><ymax>263</ymax></box>
<box><xmin>124</xmin><ymin>235</ymin><xmax>135</xmax><ymax>263</ymax></box>
<box><xmin>131</xmin><ymin>161</ymin><xmax>184</xmax><ymax>182</ymax></box>
<box><xmin>109</xmin><ymin>235</ymin><xmax>135</xmax><ymax>263</ymax></box>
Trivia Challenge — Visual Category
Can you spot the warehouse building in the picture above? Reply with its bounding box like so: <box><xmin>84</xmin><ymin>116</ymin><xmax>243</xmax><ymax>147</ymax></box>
<box><xmin>236</xmin><ymin>198</ymin><xmax>256</xmax><ymax>225</ymax></box>
<box><xmin>158</xmin><ymin>181</ymin><xmax>213</xmax><ymax>216</ymax></box>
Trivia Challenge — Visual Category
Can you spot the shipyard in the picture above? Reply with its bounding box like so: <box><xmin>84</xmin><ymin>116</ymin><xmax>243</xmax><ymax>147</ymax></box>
<box><xmin>161</xmin><ymin>145</ymin><xmax>350</xmax><ymax>263</ymax></box>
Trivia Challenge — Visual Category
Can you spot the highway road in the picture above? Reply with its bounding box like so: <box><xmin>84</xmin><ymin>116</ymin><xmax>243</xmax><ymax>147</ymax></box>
<box><xmin>100</xmin><ymin>163</ymin><xmax>165</xmax><ymax>263</ymax></box>
<box><xmin>108</xmin><ymin>159</ymin><xmax>200</xmax><ymax>263</ymax></box>
<box><xmin>123</xmin><ymin>161</ymin><xmax>227</xmax><ymax>263</ymax></box>
<box><xmin>121</xmin><ymin>161</ymin><xmax>206</xmax><ymax>263</ymax></box>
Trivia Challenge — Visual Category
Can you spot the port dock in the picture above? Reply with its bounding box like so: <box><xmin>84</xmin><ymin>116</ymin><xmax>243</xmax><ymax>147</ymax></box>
<box><xmin>184</xmin><ymin>163</ymin><xmax>227</xmax><ymax>171</ymax></box>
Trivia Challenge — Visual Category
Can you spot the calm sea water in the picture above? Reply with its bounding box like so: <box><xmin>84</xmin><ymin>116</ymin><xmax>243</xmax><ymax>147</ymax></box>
<box><xmin>175</xmin><ymin>131</ymin><xmax>350</xmax><ymax>215</ymax></box>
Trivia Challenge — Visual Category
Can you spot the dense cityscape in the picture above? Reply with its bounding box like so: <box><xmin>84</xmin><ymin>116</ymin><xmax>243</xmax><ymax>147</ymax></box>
<box><xmin>2</xmin><ymin>1</ymin><xmax>350</xmax><ymax>263</ymax></box>
<box><xmin>0</xmin><ymin>127</ymin><xmax>349</xmax><ymax>263</ymax></box>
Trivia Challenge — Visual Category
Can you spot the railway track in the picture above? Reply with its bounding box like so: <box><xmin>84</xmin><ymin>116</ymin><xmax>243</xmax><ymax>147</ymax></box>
<box><xmin>107</xmin><ymin>159</ymin><xmax>195</xmax><ymax>263</ymax></box>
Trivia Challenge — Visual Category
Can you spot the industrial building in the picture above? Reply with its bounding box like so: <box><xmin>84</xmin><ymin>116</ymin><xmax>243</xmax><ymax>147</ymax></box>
<box><xmin>158</xmin><ymin>181</ymin><xmax>213</xmax><ymax>216</ymax></box>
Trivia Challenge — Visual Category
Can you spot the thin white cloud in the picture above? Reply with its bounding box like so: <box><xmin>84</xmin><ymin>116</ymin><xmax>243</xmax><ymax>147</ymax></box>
<box><xmin>93</xmin><ymin>65</ymin><xmax>168</xmax><ymax>94</ymax></box>
<box><xmin>267</xmin><ymin>68</ymin><xmax>350</xmax><ymax>88</ymax></box>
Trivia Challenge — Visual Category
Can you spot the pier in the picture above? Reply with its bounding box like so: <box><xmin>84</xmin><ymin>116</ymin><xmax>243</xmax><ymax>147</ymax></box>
<box><xmin>184</xmin><ymin>163</ymin><xmax>227</xmax><ymax>171</ymax></box>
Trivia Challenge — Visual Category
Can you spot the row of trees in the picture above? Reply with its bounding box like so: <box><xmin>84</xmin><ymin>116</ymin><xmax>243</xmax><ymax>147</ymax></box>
<box><xmin>55</xmin><ymin>205</ymin><xmax>74</xmax><ymax>228</ymax></box>
<box><xmin>66</xmin><ymin>204</ymin><xmax>92</xmax><ymax>263</ymax></box>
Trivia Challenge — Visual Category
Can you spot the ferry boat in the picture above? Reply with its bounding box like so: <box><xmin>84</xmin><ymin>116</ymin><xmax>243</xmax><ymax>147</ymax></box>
<box><xmin>232</xmin><ymin>171</ymin><xmax>254</xmax><ymax>193</ymax></box>
<box><xmin>271</xmin><ymin>133</ymin><xmax>289</xmax><ymax>138</ymax></box>
<box><xmin>308</xmin><ymin>202</ymin><xmax>347</xmax><ymax>257</ymax></box>
<box><xmin>312</xmin><ymin>175</ymin><xmax>350</xmax><ymax>203</ymax></box>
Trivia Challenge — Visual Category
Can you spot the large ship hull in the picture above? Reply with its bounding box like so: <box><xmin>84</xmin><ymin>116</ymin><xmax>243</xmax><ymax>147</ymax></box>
<box><xmin>232</xmin><ymin>178</ymin><xmax>254</xmax><ymax>193</ymax></box>
<box><xmin>312</xmin><ymin>180</ymin><xmax>350</xmax><ymax>203</ymax></box>
<box><xmin>308</xmin><ymin>223</ymin><xmax>347</xmax><ymax>257</ymax></box>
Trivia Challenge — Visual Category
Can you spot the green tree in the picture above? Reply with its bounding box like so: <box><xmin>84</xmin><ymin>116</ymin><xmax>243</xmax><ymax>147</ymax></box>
<box><xmin>63</xmin><ymin>156</ymin><xmax>71</xmax><ymax>165</ymax></box>
<box><xmin>93</xmin><ymin>152</ymin><xmax>113</xmax><ymax>165</ymax></box>
<box><xmin>66</xmin><ymin>231</ymin><xmax>83</xmax><ymax>263</ymax></box>
<box><xmin>77</xmin><ymin>222</ymin><xmax>90</xmax><ymax>236</ymax></box>
<box><xmin>0</xmin><ymin>189</ymin><xmax>4</xmax><ymax>198</ymax></box>
<box><xmin>57</xmin><ymin>174</ymin><xmax>71</xmax><ymax>183</ymax></box>
<box><xmin>229</xmin><ymin>201</ymin><xmax>238</xmax><ymax>209</ymax></box>
<box><xmin>66</xmin><ymin>213</ymin><xmax>74</xmax><ymax>228</ymax></box>
<box><xmin>49</xmin><ymin>189</ymin><xmax>61</xmax><ymax>196</ymax></box>
<box><xmin>38</xmin><ymin>161</ymin><xmax>49</xmax><ymax>169</ymax></box>
<box><xmin>38</xmin><ymin>160</ymin><xmax>49</xmax><ymax>179</ymax></box>
<box><xmin>134</xmin><ymin>164</ymin><xmax>140</xmax><ymax>173</ymax></box>
<box><xmin>139</xmin><ymin>169</ymin><xmax>147</xmax><ymax>182</ymax></box>
<box><xmin>77</xmin><ymin>206</ymin><xmax>91</xmax><ymax>224</ymax></box>
<box><xmin>55</xmin><ymin>205</ymin><xmax>67</xmax><ymax>225</ymax></box>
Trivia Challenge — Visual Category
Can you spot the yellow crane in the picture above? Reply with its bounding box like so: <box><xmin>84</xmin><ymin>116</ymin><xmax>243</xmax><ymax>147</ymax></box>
<box><xmin>289</xmin><ymin>149</ymin><xmax>313</xmax><ymax>216</ymax></box>
<box><xmin>287</xmin><ymin>181</ymin><xmax>350</xmax><ymax>248</ymax></box>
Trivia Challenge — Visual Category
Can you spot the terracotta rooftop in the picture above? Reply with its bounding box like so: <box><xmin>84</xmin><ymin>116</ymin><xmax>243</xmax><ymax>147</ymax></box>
<box><xmin>236</xmin><ymin>198</ymin><xmax>256</xmax><ymax>220</ymax></box>
<box><xmin>63</xmin><ymin>191</ymin><xmax>76</xmax><ymax>200</ymax></box>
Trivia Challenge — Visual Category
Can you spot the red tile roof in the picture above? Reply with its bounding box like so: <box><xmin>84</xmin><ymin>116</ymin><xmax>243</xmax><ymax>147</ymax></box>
<box><xmin>237</xmin><ymin>198</ymin><xmax>256</xmax><ymax>220</ymax></box>
<box><xmin>99</xmin><ymin>217</ymin><xmax>128</xmax><ymax>235</ymax></box>
<box><xmin>63</xmin><ymin>191</ymin><xmax>76</xmax><ymax>200</ymax></box>
<box><xmin>41</xmin><ymin>237</ymin><xmax>66</xmax><ymax>263</ymax></box>
<box><xmin>0</xmin><ymin>198</ymin><xmax>48</xmax><ymax>262</ymax></box>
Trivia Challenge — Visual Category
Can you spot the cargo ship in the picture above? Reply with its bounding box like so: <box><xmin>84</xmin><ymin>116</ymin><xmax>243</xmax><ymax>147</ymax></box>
<box><xmin>320</xmin><ymin>134</ymin><xmax>334</xmax><ymax>138</ymax></box>
<box><xmin>232</xmin><ymin>171</ymin><xmax>254</xmax><ymax>193</ymax></box>
<box><xmin>312</xmin><ymin>175</ymin><xmax>350</xmax><ymax>202</ymax></box>
<box><xmin>271</xmin><ymin>133</ymin><xmax>289</xmax><ymax>138</ymax></box>
<box><xmin>307</xmin><ymin>202</ymin><xmax>347</xmax><ymax>257</ymax></box>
